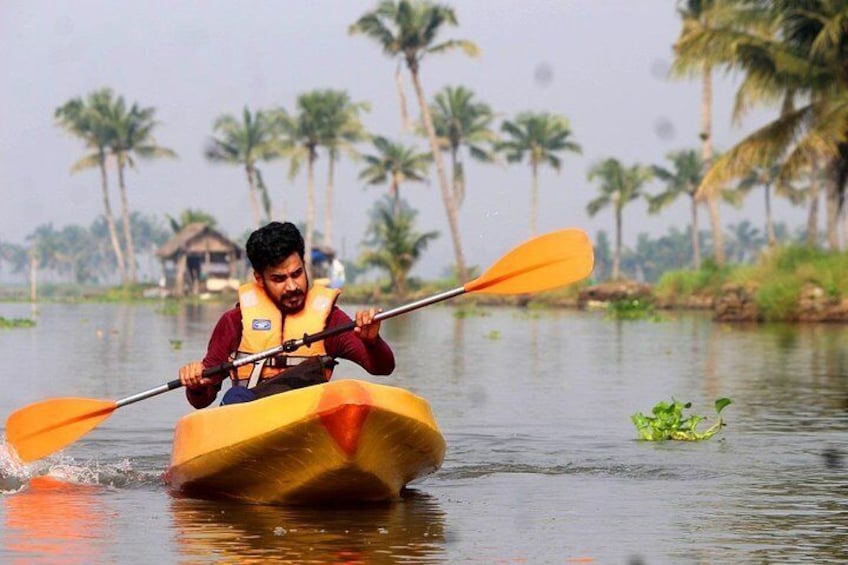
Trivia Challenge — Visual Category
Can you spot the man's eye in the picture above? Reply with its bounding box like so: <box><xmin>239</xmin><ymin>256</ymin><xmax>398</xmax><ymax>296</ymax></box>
<box><xmin>291</xmin><ymin>269</ymin><xmax>303</xmax><ymax>278</ymax></box>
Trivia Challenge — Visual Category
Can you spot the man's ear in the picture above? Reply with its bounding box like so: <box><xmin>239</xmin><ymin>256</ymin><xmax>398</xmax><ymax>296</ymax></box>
<box><xmin>253</xmin><ymin>270</ymin><xmax>264</xmax><ymax>288</ymax></box>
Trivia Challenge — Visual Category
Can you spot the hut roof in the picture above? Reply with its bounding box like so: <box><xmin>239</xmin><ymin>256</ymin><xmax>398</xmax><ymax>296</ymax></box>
<box><xmin>156</xmin><ymin>223</ymin><xmax>242</xmax><ymax>259</ymax></box>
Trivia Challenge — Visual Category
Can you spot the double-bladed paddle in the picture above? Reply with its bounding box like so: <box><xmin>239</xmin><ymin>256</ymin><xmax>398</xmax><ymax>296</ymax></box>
<box><xmin>4</xmin><ymin>228</ymin><xmax>593</xmax><ymax>462</ymax></box>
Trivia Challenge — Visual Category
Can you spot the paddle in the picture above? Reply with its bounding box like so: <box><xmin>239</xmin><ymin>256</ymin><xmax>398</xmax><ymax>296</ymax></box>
<box><xmin>4</xmin><ymin>228</ymin><xmax>593</xmax><ymax>463</ymax></box>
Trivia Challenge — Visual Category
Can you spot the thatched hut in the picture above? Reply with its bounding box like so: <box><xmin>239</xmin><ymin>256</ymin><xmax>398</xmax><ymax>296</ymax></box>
<box><xmin>156</xmin><ymin>223</ymin><xmax>243</xmax><ymax>296</ymax></box>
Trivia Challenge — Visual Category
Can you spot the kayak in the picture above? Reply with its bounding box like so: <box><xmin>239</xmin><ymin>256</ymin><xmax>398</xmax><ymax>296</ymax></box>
<box><xmin>164</xmin><ymin>379</ymin><xmax>445</xmax><ymax>505</ymax></box>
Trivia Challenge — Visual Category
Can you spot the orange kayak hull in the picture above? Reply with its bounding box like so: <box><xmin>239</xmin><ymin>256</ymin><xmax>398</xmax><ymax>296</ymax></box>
<box><xmin>165</xmin><ymin>379</ymin><xmax>445</xmax><ymax>505</ymax></box>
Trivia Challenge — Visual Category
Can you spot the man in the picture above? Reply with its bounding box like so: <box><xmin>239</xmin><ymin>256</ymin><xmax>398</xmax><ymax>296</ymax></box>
<box><xmin>178</xmin><ymin>221</ymin><xmax>394</xmax><ymax>408</ymax></box>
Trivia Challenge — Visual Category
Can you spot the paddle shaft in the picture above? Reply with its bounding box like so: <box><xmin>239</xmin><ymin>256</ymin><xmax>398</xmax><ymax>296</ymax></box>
<box><xmin>115</xmin><ymin>286</ymin><xmax>468</xmax><ymax>408</ymax></box>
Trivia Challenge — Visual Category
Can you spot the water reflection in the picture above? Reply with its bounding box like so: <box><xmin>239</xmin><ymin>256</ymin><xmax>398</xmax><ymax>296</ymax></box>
<box><xmin>2</xmin><ymin>476</ymin><xmax>116</xmax><ymax>564</ymax></box>
<box><xmin>169</xmin><ymin>489</ymin><xmax>447</xmax><ymax>564</ymax></box>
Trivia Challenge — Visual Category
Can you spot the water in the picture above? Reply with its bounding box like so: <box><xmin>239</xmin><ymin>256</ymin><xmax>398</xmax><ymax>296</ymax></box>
<box><xmin>1</xmin><ymin>302</ymin><xmax>846</xmax><ymax>564</ymax></box>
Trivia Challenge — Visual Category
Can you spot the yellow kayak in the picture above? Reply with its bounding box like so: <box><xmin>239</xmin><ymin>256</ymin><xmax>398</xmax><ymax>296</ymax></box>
<box><xmin>165</xmin><ymin>379</ymin><xmax>445</xmax><ymax>505</ymax></box>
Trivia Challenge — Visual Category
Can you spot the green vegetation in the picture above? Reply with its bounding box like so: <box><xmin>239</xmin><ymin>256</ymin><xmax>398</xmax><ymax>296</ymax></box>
<box><xmin>3</xmin><ymin>2</ymin><xmax>848</xmax><ymax>305</ymax></box>
<box><xmin>656</xmin><ymin>246</ymin><xmax>848</xmax><ymax>320</ymax></box>
<box><xmin>0</xmin><ymin>316</ymin><xmax>36</xmax><ymax>329</ymax></box>
<box><xmin>605</xmin><ymin>298</ymin><xmax>662</xmax><ymax>321</ymax></box>
<box><xmin>632</xmin><ymin>398</ymin><xmax>732</xmax><ymax>441</ymax></box>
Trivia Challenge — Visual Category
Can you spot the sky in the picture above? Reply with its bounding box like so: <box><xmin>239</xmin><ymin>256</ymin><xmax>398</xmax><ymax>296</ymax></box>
<box><xmin>0</xmin><ymin>0</ymin><xmax>797</xmax><ymax>279</ymax></box>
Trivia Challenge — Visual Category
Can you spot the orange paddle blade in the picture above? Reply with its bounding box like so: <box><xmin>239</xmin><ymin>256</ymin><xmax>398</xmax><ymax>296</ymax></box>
<box><xmin>5</xmin><ymin>398</ymin><xmax>117</xmax><ymax>462</ymax></box>
<box><xmin>465</xmin><ymin>228</ymin><xmax>594</xmax><ymax>295</ymax></box>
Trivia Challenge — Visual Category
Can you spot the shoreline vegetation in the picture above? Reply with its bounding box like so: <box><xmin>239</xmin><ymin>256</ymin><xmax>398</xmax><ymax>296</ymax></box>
<box><xmin>2</xmin><ymin>245</ymin><xmax>846</xmax><ymax>323</ymax></box>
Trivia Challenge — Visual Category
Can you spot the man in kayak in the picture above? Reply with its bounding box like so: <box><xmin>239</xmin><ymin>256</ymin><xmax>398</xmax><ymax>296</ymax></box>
<box><xmin>178</xmin><ymin>221</ymin><xmax>395</xmax><ymax>408</ymax></box>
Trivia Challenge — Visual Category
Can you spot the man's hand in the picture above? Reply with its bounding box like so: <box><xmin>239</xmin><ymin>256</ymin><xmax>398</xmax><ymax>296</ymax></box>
<box><xmin>179</xmin><ymin>361</ymin><xmax>215</xmax><ymax>390</ymax></box>
<box><xmin>354</xmin><ymin>307</ymin><xmax>382</xmax><ymax>343</ymax></box>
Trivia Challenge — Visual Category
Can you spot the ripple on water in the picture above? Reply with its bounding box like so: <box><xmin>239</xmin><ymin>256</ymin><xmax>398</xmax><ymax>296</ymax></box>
<box><xmin>1</xmin><ymin>439</ymin><xmax>164</xmax><ymax>494</ymax></box>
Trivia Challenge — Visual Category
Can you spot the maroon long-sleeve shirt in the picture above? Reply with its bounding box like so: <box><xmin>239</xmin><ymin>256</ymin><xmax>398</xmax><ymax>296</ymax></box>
<box><xmin>187</xmin><ymin>305</ymin><xmax>395</xmax><ymax>408</ymax></box>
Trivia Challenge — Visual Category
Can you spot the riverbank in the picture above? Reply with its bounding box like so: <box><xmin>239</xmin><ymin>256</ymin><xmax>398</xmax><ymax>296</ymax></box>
<box><xmin>2</xmin><ymin>245</ymin><xmax>846</xmax><ymax>323</ymax></box>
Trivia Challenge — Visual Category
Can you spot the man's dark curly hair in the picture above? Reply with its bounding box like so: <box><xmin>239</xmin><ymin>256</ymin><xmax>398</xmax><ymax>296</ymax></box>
<box><xmin>246</xmin><ymin>222</ymin><xmax>305</xmax><ymax>273</ymax></box>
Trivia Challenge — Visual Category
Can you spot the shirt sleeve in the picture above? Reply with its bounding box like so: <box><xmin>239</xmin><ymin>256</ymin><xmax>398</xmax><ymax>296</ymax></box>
<box><xmin>202</xmin><ymin>306</ymin><xmax>243</xmax><ymax>383</ymax></box>
<box><xmin>324</xmin><ymin>307</ymin><xmax>395</xmax><ymax>376</ymax></box>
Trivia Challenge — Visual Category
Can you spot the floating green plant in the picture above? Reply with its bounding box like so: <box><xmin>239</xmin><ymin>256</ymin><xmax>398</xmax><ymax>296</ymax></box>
<box><xmin>632</xmin><ymin>398</ymin><xmax>732</xmax><ymax>441</ymax></box>
<box><xmin>453</xmin><ymin>305</ymin><xmax>490</xmax><ymax>318</ymax></box>
<box><xmin>605</xmin><ymin>298</ymin><xmax>662</xmax><ymax>321</ymax></box>
<box><xmin>484</xmin><ymin>330</ymin><xmax>501</xmax><ymax>340</ymax></box>
<box><xmin>0</xmin><ymin>317</ymin><xmax>36</xmax><ymax>329</ymax></box>
<box><xmin>169</xmin><ymin>339</ymin><xmax>183</xmax><ymax>350</ymax></box>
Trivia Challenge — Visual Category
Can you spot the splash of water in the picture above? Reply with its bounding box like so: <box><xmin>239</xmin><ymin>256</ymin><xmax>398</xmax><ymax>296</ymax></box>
<box><xmin>1</xmin><ymin>437</ymin><xmax>162</xmax><ymax>493</ymax></box>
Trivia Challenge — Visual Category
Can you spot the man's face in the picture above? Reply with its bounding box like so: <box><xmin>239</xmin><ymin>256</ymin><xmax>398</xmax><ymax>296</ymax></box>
<box><xmin>255</xmin><ymin>252</ymin><xmax>308</xmax><ymax>314</ymax></box>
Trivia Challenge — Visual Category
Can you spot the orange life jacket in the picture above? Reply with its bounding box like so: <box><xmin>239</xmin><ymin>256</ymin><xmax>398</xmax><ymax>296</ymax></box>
<box><xmin>232</xmin><ymin>281</ymin><xmax>340</xmax><ymax>388</ymax></box>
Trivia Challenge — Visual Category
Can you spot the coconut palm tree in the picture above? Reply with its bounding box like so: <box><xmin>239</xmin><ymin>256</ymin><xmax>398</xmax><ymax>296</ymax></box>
<box><xmin>670</xmin><ymin>0</ymin><xmax>735</xmax><ymax>265</ymax></box>
<box><xmin>676</xmin><ymin>2</ymin><xmax>848</xmax><ymax>250</ymax></box>
<box><xmin>166</xmin><ymin>209</ymin><xmax>219</xmax><ymax>233</ymax></box>
<box><xmin>429</xmin><ymin>85</ymin><xmax>497</xmax><ymax>207</ymax></box>
<box><xmin>55</xmin><ymin>89</ymin><xmax>127</xmax><ymax>282</ymax></box>
<box><xmin>350</xmin><ymin>0</ymin><xmax>479</xmax><ymax>282</ymax></box>
<box><xmin>106</xmin><ymin>95</ymin><xmax>177</xmax><ymax>283</ymax></box>
<box><xmin>278</xmin><ymin>90</ymin><xmax>356</xmax><ymax>275</ymax></box>
<box><xmin>735</xmin><ymin>163</ymin><xmax>804</xmax><ymax>247</ymax></box>
<box><xmin>498</xmin><ymin>111</ymin><xmax>582</xmax><ymax>235</ymax></box>
<box><xmin>360</xmin><ymin>195</ymin><xmax>439</xmax><ymax>297</ymax></box>
<box><xmin>649</xmin><ymin>149</ymin><xmax>705</xmax><ymax>268</ymax></box>
<box><xmin>205</xmin><ymin>107</ymin><xmax>280</xmax><ymax>229</ymax></box>
<box><xmin>315</xmin><ymin>90</ymin><xmax>370</xmax><ymax>249</ymax></box>
<box><xmin>358</xmin><ymin>136</ymin><xmax>430</xmax><ymax>217</ymax></box>
<box><xmin>586</xmin><ymin>158</ymin><xmax>653</xmax><ymax>281</ymax></box>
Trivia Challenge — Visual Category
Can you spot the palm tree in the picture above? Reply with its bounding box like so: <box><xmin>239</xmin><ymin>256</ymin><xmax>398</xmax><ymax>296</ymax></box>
<box><xmin>55</xmin><ymin>89</ymin><xmax>127</xmax><ymax>282</ymax></box>
<box><xmin>279</xmin><ymin>90</ymin><xmax>361</xmax><ymax>275</ymax></box>
<box><xmin>671</xmin><ymin>0</ymin><xmax>732</xmax><ymax>265</ymax></box>
<box><xmin>358</xmin><ymin>136</ymin><xmax>430</xmax><ymax>217</ymax></box>
<box><xmin>205</xmin><ymin>107</ymin><xmax>280</xmax><ymax>229</ymax></box>
<box><xmin>498</xmin><ymin>111</ymin><xmax>582</xmax><ymax>234</ymax></box>
<box><xmin>429</xmin><ymin>85</ymin><xmax>497</xmax><ymax>207</ymax></box>
<box><xmin>314</xmin><ymin>90</ymin><xmax>370</xmax><ymax>250</ymax></box>
<box><xmin>350</xmin><ymin>0</ymin><xmax>479</xmax><ymax>282</ymax></box>
<box><xmin>726</xmin><ymin>220</ymin><xmax>764</xmax><ymax>263</ymax></box>
<box><xmin>586</xmin><ymin>158</ymin><xmax>653</xmax><ymax>280</ymax></box>
<box><xmin>107</xmin><ymin>95</ymin><xmax>177</xmax><ymax>283</ymax></box>
<box><xmin>360</xmin><ymin>195</ymin><xmax>439</xmax><ymax>297</ymax></box>
<box><xmin>676</xmin><ymin>2</ymin><xmax>848</xmax><ymax>250</ymax></box>
<box><xmin>734</xmin><ymin>163</ymin><xmax>804</xmax><ymax>247</ymax></box>
<box><xmin>167</xmin><ymin>209</ymin><xmax>219</xmax><ymax>233</ymax></box>
<box><xmin>648</xmin><ymin>149</ymin><xmax>705</xmax><ymax>268</ymax></box>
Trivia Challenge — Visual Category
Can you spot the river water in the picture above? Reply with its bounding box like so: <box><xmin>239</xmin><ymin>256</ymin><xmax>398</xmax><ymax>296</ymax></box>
<box><xmin>0</xmin><ymin>301</ymin><xmax>846</xmax><ymax>564</ymax></box>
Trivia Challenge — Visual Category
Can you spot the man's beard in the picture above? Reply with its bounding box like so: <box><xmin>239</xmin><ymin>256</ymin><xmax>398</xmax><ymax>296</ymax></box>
<box><xmin>277</xmin><ymin>289</ymin><xmax>306</xmax><ymax>314</ymax></box>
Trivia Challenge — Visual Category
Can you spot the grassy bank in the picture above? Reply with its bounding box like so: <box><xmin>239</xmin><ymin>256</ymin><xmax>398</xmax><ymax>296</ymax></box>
<box><xmin>655</xmin><ymin>246</ymin><xmax>848</xmax><ymax>320</ymax></box>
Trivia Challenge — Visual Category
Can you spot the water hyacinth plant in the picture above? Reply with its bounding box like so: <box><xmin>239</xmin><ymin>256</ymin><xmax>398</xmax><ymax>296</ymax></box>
<box><xmin>0</xmin><ymin>317</ymin><xmax>36</xmax><ymax>329</ymax></box>
<box><xmin>632</xmin><ymin>397</ymin><xmax>732</xmax><ymax>441</ymax></box>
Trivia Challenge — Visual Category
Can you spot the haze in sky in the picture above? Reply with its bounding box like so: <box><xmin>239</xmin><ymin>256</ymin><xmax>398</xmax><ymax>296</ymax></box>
<box><xmin>1</xmin><ymin>0</ymin><xmax>795</xmax><ymax>279</ymax></box>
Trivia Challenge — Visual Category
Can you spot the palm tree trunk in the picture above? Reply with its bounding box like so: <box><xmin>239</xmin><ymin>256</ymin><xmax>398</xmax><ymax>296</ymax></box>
<box><xmin>690</xmin><ymin>196</ymin><xmax>701</xmax><ymax>269</ymax></box>
<box><xmin>99</xmin><ymin>158</ymin><xmax>127</xmax><ymax>282</ymax></box>
<box><xmin>390</xmin><ymin>178</ymin><xmax>401</xmax><ymax>218</ymax></box>
<box><xmin>451</xmin><ymin>147</ymin><xmax>464</xmax><ymax>207</ymax></box>
<box><xmin>28</xmin><ymin>249</ymin><xmax>38</xmax><ymax>303</ymax></box>
<box><xmin>396</xmin><ymin>64</ymin><xmax>412</xmax><ymax>131</ymax></box>
<box><xmin>324</xmin><ymin>156</ymin><xmax>336</xmax><ymax>248</ymax></box>
<box><xmin>825</xmin><ymin>172</ymin><xmax>840</xmax><ymax>250</ymax></box>
<box><xmin>530</xmin><ymin>160</ymin><xmax>539</xmax><ymax>235</ymax></box>
<box><xmin>764</xmin><ymin>184</ymin><xmax>776</xmax><ymax>247</ymax></box>
<box><xmin>701</xmin><ymin>66</ymin><xmax>725</xmax><ymax>265</ymax></box>
<box><xmin>807</xmin><ymin>162</ymin><xmax>821</xmax><ymax>247</ymax></box>
<box><xmin>117</xmin><ymin>160</ymin><xmax>137</xmax><ymax>283</ymax></box>
<box><xmin>613</xmin><ymin>205</ymin><xmax>622</xmax><ymax>281</ymax></box>
<box><xmin>245</xmin><ymin>165</ymin><xmax>262</xmax><ymax>228</ymax></box>
<box><xmin>408</xmin><ymin>68</ymin><xmax>469</xmax><ymax>282</ymax></box>
<box><xmin>305</xmin><ymin>151</ymin><xmax>317</xmax><ymax>279</ymax></box>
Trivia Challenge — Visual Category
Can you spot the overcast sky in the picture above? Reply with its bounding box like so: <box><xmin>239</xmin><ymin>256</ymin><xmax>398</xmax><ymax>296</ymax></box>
<box><xmin>1</xmin><ymin>0</ymin><xmax>796</xmax><ymax>278</ymax></box>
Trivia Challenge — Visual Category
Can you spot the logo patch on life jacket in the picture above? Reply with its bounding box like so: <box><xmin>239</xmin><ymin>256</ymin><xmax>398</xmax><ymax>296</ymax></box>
<box><xmin>252</xmin><ymin>318</ymin><xmax>272</xmax><ymax>331</ymax></box>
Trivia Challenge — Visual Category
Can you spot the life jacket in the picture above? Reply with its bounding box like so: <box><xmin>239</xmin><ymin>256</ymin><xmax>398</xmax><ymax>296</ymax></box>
<box><xmin>232</xmin><ymin>281</ymin><xmax>340</xmax><ymax>388</ymax></box>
